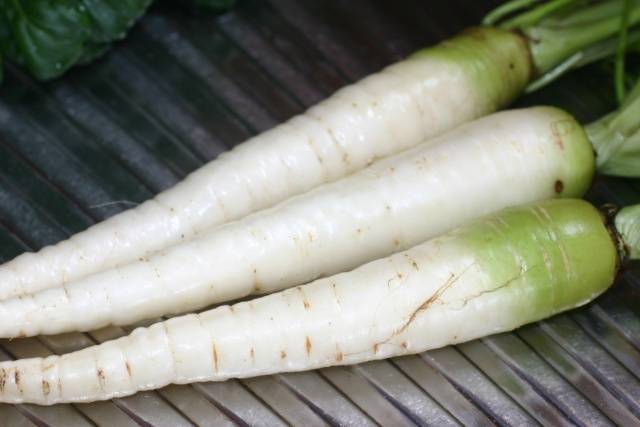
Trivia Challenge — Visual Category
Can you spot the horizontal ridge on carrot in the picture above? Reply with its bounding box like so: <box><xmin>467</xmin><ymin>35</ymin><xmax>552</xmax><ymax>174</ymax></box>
<box><xmin>0</xmin><ymin>198</ymin><xmax>635</xmax><ymax>405</ymax></box>
<box><xmin>0</xmin><ymin>0</ymin><xmax>637</xmax><ymax>301</ymax></box>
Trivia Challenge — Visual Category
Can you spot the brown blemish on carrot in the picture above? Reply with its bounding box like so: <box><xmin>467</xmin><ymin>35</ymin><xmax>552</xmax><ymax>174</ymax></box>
<box><xmin>16</xmin><ymin>330</ymin><xmax>26</xmax><ymax>339</ymax></box>
<box><xmin>404</xmin><ymin>253</ymin><xmax>420</xmax><ymax>271</ymax></box>
<box><xmin>554</xmin><ymin>180</ymin><xmax>564</xmax><ymax>194</ymax></box>
<box><xmin>393</xmin><ymin>238</ymin><xmax>401</xmax><ymax>247</ymax></box>
<box><xmin>305</xmin><ymin>336</ymin><xmax>313</xmax><ymax>356</ymax></box>
<box><xmin>335</xmin><ymin>352</ymin><xmax>343</xmax><ymax>362</ymax></box>
<box><xmin>397</xmin><ymin>272</ymin><xmax>403</xmax><ymax>279</ymax></box>
<box><xmin>331</xmin><ymin>282</ymin><xmax>341</xmax><ymax>307</ymax></box>
<box><xmin>252</xmin><ymin>267</ymin><xmax>261</xmax><ymax>291</ymax></box>
<box><xmin>96</xmin><ymin>368</ymin><xmax>106</xmax><ymax>391</ymax></box>
<box><xmin>14</xmin><ymin>370</ymin><xmax>22</xmax><ymax>394</ymax></box>
<box><xmin>250</xmin><ymin>347</ymin><xmax>255</xmax><ymax>363</ymax></box>
<box><xmin>297</xmin><ymin>287</ymin><xmax>311</xmax><ymax>310</ymax></box>
<box><xmin>280</xmin><ymin>351</ymin><xmax>287</xmax><ymax>360</ymax></box>
<box><xmin>125</xmin><ymin>361</ymin><xmax>132</xmax><ymax>377</ymax></box>
<box><xmin>61</xmin><ymin>284</ymin><xmax>71</xmax><ymax>301</ymax></box>
<box><xmin>551</xmin><ymin>119</ymin><xmax>575</xmax><ymax>151</ymax></box>
<box><xmin>42</xmin><ymin>379</ymin><xmax>50</xmax><ymax>396</ymax></box>
<box><xmin>401</xmin><ymin>342</ymin><xmax>408</xmax><ymax>349</ymax></box>
<box><xmin>213</xmin><ymin>343</ymin><xmax>219</xmax><ymax>372</ymax></box>
<box><xmin>373</xmin><ymin>343</ymin><xmax>380</xmax><ymax>354</ymax></box>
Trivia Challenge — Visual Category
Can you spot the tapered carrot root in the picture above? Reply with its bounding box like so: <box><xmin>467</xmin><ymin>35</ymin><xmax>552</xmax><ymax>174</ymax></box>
<box><xmin>0</xmin><ymin>27</ymin><xmax>531</xmax><ymax>301</ymax></box>
<box><xmin>0</xmin><ymin>107</ymin><xmax>595</xmax><ymax>338</ymax></box>
<box><xmin>0</xmin><ymin>199</ymin><xmax>619</xmax><ymax>405</ymax></box>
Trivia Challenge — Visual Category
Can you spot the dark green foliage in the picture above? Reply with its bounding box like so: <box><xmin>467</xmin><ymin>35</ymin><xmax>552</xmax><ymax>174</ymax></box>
<box><xmin>0</xmin><ymin>0</ymin><xmax>152</xmax><ymax>81</ymax></box>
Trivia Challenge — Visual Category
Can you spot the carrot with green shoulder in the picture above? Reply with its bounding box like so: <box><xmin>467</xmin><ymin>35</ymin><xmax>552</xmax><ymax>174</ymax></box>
<box><xmin>0</xmin><ymin>0</ymin><xmax>637</xmax><ymax>304</ymax></box>
<box><xmin>0</xmin><ymin>197</ymin><xmax>635</xmax><ymax>404</ymax></box>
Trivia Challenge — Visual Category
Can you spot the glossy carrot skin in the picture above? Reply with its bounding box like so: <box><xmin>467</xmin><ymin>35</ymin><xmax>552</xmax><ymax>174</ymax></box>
<box><xmin>0</xmin><ymin>27</ymin><xmax>531</xmax><ymax>301</ymax></box>
<box><xmin>0</xmin><ymin>107</ymin><xmax>594</xmax><ymax>338</ymax></box>
<box><xmin>0</xmin><ymin>199</ymin><xmax>617</xmax><ymax>405</ymax></box>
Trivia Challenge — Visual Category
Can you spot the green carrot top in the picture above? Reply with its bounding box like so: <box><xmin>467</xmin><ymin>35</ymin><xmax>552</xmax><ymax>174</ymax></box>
<box><xmin>486</xmin><ymin>0</ymin><xmax>640</xmax><ymax>90</ymax></box>
<box><xmin>586</xmin><ymin>79</ymin><xmax>640</xmax><ymax>177</ymax></box>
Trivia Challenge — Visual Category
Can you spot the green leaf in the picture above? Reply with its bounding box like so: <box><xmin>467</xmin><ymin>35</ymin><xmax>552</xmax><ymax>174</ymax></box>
<box><xmin>0</xmin><ymin>0</ymin><xmax>152</xmax><ymax>81</ymax></box>
<box><xmin>3</xmin><ymin>0</ymin><xmax>91</xmax><ymax>80</ymax></box>
<box><xmin>192</xmin><ymin>0</ymin><xmax>235</xmax><ymax>12</ymax></box>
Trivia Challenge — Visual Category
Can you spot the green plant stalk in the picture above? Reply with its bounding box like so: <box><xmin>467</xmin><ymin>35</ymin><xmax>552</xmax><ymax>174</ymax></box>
<box><xmin>586</xmin><ymin>79</ymin><xmax>640</xmax><ymax>177</ymax></box>
<box><xmin>524</xmin><ymin>1</ymin><xmax>640</xmax><ymax>75</ymax></box>
<box><xmin>484</xmin><ymin>0</ymin><xmax>640</xmax><ymax>90</ymax></box>
<box><xmin>615</xmin><ymin>0</ymin><xmax>633</xmax><ymax>103</ymax></box>
<box><xmin>500</xmin><ymin>0</ymin><xmax>582</xmax><ymax>29</ymax></box>
<box><xmin>483</xmin><ymin>0</ymin><xmax>539</xmax><ymax>26</ymax></box>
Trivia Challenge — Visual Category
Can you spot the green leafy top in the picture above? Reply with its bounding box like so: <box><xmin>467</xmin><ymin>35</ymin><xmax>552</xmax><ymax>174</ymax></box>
<box><xmin>486</xmin><ymin>0</ymin><xmax>640</xmax><ymax>92</ymax></box>
<box><xmin>0</xmin><ymin>0</ymin><xmax>153</xmax><ymax>81</ymax></box>
<box><xmin>586</xmin><ymin>78</ymin><xmax>640</xmax><ymax>177</ymax></box>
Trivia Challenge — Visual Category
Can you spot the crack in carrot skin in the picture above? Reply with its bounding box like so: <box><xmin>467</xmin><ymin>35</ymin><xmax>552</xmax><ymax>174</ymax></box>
<box><xmin>446</xmin><ymin>265</ymin><xmax>535</xmax><ymax>311</ymax></box>
<box><xmin>341</xmin><ymin>262</ymin><xmax>476</xmax><ymax>361</ymax></box>
<box><xmin>382</xmin><ymin>261</ymin><xmax>477</xmax><ymax>342</ymax></box>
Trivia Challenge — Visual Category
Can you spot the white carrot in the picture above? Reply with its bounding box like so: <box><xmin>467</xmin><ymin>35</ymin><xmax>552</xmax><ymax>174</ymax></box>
<box><xmin>0</xmin><ymin>198</ymin><xmax>628</xmax><ymax>405</ymax></box>
<box><xmin>0</xmin><ymin>106</ymin><xmax>596</xmax><ymax>337</ymax></box>
<box><xmin>0</xmin><ymin>27</ymin><xmax>531</xmax><ymax>300</ymax></box>
<box><xmin>1</xmin><ymin>0</ymin><xmax>634</xmax><ymax>300</ymax></box>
